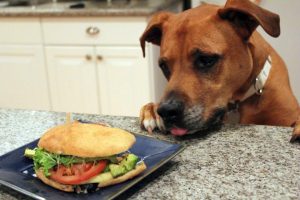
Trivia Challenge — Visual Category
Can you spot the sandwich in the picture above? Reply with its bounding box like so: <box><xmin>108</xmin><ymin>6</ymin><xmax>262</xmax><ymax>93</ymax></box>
<box><xmin>24</xmin><ymin>121</ymin><xmax>147</xmax><ymax>193</ymax></box>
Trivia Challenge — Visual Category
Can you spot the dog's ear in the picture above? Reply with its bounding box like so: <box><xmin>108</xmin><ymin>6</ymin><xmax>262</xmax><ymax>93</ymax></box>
<box><xmin>140</xmin><ymin>12</ymin><xmax>173</xmax><ymax>57</ymax></box>
<box><xmin>218</xmin><ymin>0</ymin><xmax>280</xmax><ymax>39</ymax></box>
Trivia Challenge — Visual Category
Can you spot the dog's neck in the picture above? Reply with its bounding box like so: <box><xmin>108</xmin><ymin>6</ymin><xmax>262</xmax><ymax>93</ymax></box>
<box><xmin>226</xmin><ymin>32</ymin><xmax>273</xmax><ymax>124</ymax></box>
<box><xmin>229</xmin><ymin>32</ymin><xmax>299</xmax><ymax>126</ymax></box>
<box><xmin>232</xmin><ymin>32</ymin><xmax>270</xmax><ymax>103</ymax></box>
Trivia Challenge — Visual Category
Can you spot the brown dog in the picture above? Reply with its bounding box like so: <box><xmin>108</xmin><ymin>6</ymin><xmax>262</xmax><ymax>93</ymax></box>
<box><xmin>139</xmin><ymin>0</ymin><xmax>300</xmax><ymax>142</ymax></box>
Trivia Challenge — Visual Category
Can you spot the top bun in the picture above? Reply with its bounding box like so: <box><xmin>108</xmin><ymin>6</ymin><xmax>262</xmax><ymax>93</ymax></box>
<box><xmin>38</xmin><ymin>122</ymin><xmax>136</xmax><ymax>157</ymax></box>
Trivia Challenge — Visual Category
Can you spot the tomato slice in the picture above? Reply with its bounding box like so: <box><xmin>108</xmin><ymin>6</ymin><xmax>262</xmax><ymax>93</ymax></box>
<box><xmin>49</xmin><ymin>160</ymin><xmax>107</xmax><ymax>185</ymax></box>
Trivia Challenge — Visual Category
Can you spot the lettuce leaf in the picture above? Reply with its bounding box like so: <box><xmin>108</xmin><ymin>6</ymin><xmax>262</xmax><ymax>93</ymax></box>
<box><xmin>25</xmin><ymin>148</ymin><xmax>118</xmax><ymax>176</ymax></box>
<box><xmin>33</xmin><ymin>148</ymin><xmax>57</xmax><ymax>176</ymax></box>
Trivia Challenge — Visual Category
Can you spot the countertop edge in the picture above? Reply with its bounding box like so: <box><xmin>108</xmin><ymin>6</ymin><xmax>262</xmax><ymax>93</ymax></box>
<box><xmin>0</xmin><ymin>0</ymin><xmax>182</xmax><ymax>17</ymax></box>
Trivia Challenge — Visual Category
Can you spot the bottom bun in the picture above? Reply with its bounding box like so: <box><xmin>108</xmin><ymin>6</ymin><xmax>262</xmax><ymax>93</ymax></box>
<box><xmin>35</xmin><ymin>162</ymin><xmax>147</xmax><ymax>193</ymax></box>
<box><xmin>35</xmin><ymin>170</ymin><xmax>74</xmax><ymax>192</ymax></box>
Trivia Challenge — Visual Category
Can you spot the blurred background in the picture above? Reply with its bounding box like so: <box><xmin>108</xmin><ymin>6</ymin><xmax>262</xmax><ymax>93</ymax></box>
<box><xmin>0</xmin><ymin>0</ymin><xmax>298</xmax><ymax>117</ymax></box>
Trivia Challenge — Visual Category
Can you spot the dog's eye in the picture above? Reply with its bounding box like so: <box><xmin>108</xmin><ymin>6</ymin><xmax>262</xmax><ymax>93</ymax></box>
<box><xmin>194</xmin><ymin>54</ymin><xmax>219</xmax><ymax>72</ymax></box>
<box><xmin>159</xmin><ymin>59</ymin><xmax>171</xmax><ymax>79</ymax></box>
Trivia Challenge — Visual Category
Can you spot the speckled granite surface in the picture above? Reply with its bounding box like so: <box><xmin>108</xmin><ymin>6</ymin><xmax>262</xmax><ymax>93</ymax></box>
<box><xmin>0</xmin><ymin>0</ymin><xmax>182</xmax><ymax>17</ymax></box>
<box><xmin>0</xmin><ymin>108</ymin><xmax>299</xmax><ymax>199</ymax></box>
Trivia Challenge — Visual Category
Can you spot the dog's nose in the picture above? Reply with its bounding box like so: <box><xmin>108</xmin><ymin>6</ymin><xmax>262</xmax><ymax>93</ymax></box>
<box><xmin>157</xmin><ymin>100</ymin><xmax>184</xmax><ymax>124</ymax></box>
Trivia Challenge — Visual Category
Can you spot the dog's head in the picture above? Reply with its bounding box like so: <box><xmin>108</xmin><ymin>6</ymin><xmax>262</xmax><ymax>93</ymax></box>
<box><xmin>140</xmin><ymin>0</ymin><xmax>280</xmax><ymax>136</ymax></box>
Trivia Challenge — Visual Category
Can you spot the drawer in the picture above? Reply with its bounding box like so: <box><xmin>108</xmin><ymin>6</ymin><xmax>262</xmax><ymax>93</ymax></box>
<box><xmin>0</xmin><ymin>18</ymin><xmax>42</xmax><ymax>44</ymax></box>
<box><xmin>42</xmin><ymin>17</ymin><xmax>147</xmax><ymax>45</ymax></box>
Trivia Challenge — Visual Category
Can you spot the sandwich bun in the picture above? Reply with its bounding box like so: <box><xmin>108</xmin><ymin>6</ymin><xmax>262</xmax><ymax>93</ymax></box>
<box><xmin>38</xmin><ymin>121</ymin><xmax>136</xmax><ymax>157</ymax></box>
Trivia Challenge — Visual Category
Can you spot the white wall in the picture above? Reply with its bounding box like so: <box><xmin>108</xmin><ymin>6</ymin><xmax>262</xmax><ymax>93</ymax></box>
<box><xmin>191</xmin><ymin>0</ymin><xmax>300</xmax><ymax>102</ymax></box>
<box><xmin>192</xmin><ymin>0</ymin><xmax>226</xmax><ymax>7</ymax></box>
<box><xmin>259</xmin><ymin>1</ymin><xmax>300</xmax><ymax>102</ymax></box>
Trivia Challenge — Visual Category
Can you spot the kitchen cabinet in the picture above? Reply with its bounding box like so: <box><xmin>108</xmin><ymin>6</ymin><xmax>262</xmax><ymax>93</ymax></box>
<box><xmin>46</xmin><ymin>46</ymin><xmax>151</xmax><ymax>116</ymax></box>
<box><xmin>0</xmin><ymin>17</ymin><xmax>165</xmax><ymax>116</ymax></box>
<box><xmin>42</xmin><ymin>17</ymin><xmax>156</xmax><ymax>116</ymax></box>
<box><xmin>0</xmin><ymin>18</ymin><xmax>42</xmax><ymax>44</ymax></box>
<box><xmin>45</xmin><ymin>46</ymin><xmax>99</xmax><ymax>114</ymax></box>
<box><xmin>97</xmin><ymin>46</ymin><xmax>151</xmax><ymax>116</ymax></box>
<box><xmin>41</xmin><ymin>17</ymin><xmax>146</xmax><ymax>46</ymax></box>
<box><xmin>0</xmin><ymin>45</ymin><xmax>50</xmax><ymax>110</ymax></box>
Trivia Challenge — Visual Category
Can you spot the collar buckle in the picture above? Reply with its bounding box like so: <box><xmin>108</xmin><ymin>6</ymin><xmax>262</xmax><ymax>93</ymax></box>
<box><xmin>254</xmin><ymin>77</ymin><xmax>263</xmax><ymax>95</ymax></box>
<box><xmin>239</xmin><ymin>55</ymin><xmax>272</xmax><ymax>102</ymax></box>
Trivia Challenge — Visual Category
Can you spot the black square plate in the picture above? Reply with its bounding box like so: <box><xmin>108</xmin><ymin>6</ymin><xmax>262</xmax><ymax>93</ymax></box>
<box><xmin>0</xmin><ymin>134</ymin><xmax>184</xmax><ymax>200</ymax></box>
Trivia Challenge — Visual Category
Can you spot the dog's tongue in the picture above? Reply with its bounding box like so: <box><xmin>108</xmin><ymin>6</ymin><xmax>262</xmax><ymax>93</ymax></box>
<box><xmin>170</xmin><ymin>128</ymin><xmax>188</xmax><ymax>136</ymax></box>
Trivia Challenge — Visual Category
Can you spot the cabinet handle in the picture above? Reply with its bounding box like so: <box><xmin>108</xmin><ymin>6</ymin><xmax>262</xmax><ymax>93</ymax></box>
<box><xmin>86</xmin><ymin>26</ymin><xmax>100</xmax><ymax>35</ymax></box>
<box><xmin>97</xmin><ymin>55</ymin><xmax>103</xmax><ymax>61</ymax></box>
<box><xmin>85</xmin><ymin>55</ymin><xmax>92</xmax><ymax>61</ymax></box>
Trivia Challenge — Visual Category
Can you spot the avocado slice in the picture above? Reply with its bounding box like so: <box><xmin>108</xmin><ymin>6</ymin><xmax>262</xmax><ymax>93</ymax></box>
<box><xmin>120</xmin><ymin>154</ymin><xmax>139</xmax><ymax>171</ymax></box>
<box><xmin>24</xmin><ymin>148</ymin><xmax>35</xmax><ymax>158</ymax></box>
<box><xmin>86</xmin><ymin>154</ymin><xmax>140</xmax><ymax>183</ymax></box>
<box><xmin>85</xmin><ymin>172</ymin><xmax>113</xmax><ymax>184</ymax></box>
<box><xmin>109</xmin><ymin>164</ymin><xmax>127</xmax><ymax>177</ymax></box>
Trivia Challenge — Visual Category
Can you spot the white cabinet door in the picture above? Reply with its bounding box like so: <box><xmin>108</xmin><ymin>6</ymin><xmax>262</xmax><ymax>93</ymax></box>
<box><xmin>0</xmin><ymin>18</ymin><xmax>42</xmax><ymax>44</ymax></box>
<box><xmin>96</xmin><ymin>47</ymin><xmax>151</xmax><ymax>117</ymax></box>
<box><xmin>0</xmin><ymin>45</ymin><xmax>50</xmax><ymax>110</ymax></box>
<box><xmin>46</xmin><ymin>46</ymin><xmax>100</xmax><ymax>114</ymax></box>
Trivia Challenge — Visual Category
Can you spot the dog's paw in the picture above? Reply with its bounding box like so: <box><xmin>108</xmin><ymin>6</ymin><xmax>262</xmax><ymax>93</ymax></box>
<box><xmin>139</xmin><ymin>102</ymin><xmax>165</xmax><ymax>134</ymax></box>
<box><xmin>290</xmin><ymin>121</ymin><xmax>300</xmax><ymax>143</ymax></box>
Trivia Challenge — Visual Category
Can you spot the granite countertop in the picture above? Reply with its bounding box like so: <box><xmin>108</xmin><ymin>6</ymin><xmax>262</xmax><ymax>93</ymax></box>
<box><xmin>0</xmin><ymin>108</ymin><xmax>299</xmax><ymax>199</ymax></box>
<box><xmin>0</xmin><ymin>0</ymin><xmax>182</xmax><ymax>17</ymax></box>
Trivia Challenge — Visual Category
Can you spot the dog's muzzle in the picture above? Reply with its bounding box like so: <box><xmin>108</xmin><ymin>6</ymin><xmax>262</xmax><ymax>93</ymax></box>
<box><xmin>157</xmin><ymin>99</ymin><xmax>184</xmax><ymax>126</ymax></box>
<box><xmin>157</xmin><ymin>98</ymin><xmax>191</xmax><ymax>136</ymax></box>
<box><xmin>157</xmin><ymin>97</ymin><xmax>226</xmax><ymax>136</ymax></box>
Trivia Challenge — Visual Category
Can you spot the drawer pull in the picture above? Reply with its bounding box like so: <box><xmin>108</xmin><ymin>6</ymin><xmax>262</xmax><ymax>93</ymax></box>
<box><xmin>97</xmin><ymin>55</ymin><xmax>103</xmax><ymax>61</ymax></box>
<box><xmin>85</xmin><ymin>55</ymin><xmax>92</xmax><ymax>60</ymax></box>
<box><xmin>86</xmin><ymin>26</ymin><xmax>100</xmax><ymax>35</ymax></box>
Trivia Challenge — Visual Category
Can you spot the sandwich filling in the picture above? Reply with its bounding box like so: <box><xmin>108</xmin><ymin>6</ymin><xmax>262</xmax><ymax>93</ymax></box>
<box><xmin>25</xmin><ymin>148</ymin><xmax>140</xmax><ymax>186</ymax></box>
